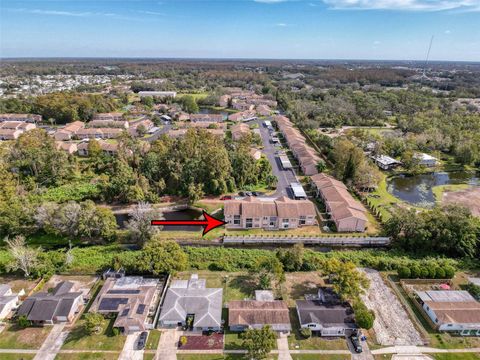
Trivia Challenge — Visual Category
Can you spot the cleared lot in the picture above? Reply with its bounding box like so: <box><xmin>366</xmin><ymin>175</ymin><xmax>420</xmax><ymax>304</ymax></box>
<box><xmin>361</xmin><ymin>268</ymin><xmax>423</xmax><ymax>346</ymax></box>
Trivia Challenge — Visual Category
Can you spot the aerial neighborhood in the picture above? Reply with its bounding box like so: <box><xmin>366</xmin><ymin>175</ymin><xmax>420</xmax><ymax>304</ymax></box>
<box><xmin>0</xmin><ymin>58</ymin><xmax>479</xmax><ymax>360</ymax></box>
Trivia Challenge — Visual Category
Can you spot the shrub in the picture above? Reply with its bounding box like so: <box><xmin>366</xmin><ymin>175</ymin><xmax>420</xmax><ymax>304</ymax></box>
<box><xmin>410</xmin><ymin>265</ymin><xmax>421</xmax><ymax>279</ymax></box>
<box><xmin>397</xmin><ymin>266</ymin><xmax>411</xmax><ymax>279</ymax></box>
<box><xmin>17</xmin><ymin>315</ymin><xmax>30</xmax><ymax>328</ymax></box>
<box><xmin>444</xmin><ymin>265</ymin><xmax>456</xmax><ymax>279</ymax></box>
<box><xmin>435</xmin><ymin>267</ymin><xmax>446</xmax><ymax>279</ymax></box>
<box><xmin>179</xmin><ymin>336</ymin><xmax>188</xmax><ymax>346</ymax></box>
<box><xmin>353</xmin><ymin>302</ymin><xmax>375</xmax><ymax>330</ymax></box>
<box><xmin>300</xmin><ymin>328</ymin><xmax>312</xmax><ymax>338</ymax></box>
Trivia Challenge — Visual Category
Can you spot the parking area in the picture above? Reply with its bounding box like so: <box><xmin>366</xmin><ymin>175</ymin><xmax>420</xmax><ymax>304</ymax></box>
<box><xmin>360</xmin><ymin>269</ymin><xmax>423</xmax><ymax>346</ymax></box>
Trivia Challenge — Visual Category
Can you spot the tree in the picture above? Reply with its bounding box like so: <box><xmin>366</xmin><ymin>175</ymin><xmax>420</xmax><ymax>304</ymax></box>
<box><xmin>242</xmin><ymin>326</ymin><xmax>277</xmax><ymax>360</ymax></box>
<box><xmin>139</xmin><ymin>238</ymin><xmax>188</xmax><ymax>275</ymax></box>
<box><xmin>324</xmin><ymin>259</ymin><xmax>369</xmax><ymax>301</ymax></box>
<box><xmin>78</xmin><ymin>201</ymin><xmax>117</xmax><ymax>241</ymax></box>
<box><xmin>17</xmin><ymin>315</ymin><xmax>30</xmax><ymax>328</ymax></box>
<box><xmin>277</xmin><ymin>243</ymin><xmax>304</xmax><ymax>272</ymax></box>
<box><xmin>125</xmin><ymin>202</ymin><xmax>160</xmax><ymax>245</ymax></box>
<box><xmin>397</xmin><ymin>266</ymin><xmax>411</xmax><ymax>279</ymax></box>
<box><xmin>353</xmin><ymin>301</ymin><xmax>375</xmax><ymax>330</ymax></box>
<box><xmin>84</xmin><ymin>313</ymin><xmax>104</xmax><ymax>335</ymax></box>
<box><xmin>316</xmin><ymin>160</ymin><xmax>326</xmax><ymax>173</ymax></box>
<box><xmin>178</xmin><ymin>95</ymin><xmax>199</xmax><ymax>113</ymax></box>
<box><xmin>253</xmin><ymin>256</ymin><xmax>285</xmax><ymax>291</ymax></box>
<box><xmin>5</xmin><ymin>235</ymin><xmax>40</xmax><ymax>278</ymax></box>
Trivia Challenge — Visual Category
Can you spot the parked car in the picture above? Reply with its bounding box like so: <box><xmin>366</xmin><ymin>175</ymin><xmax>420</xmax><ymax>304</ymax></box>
<box><xmin>137</xmin><ymin>331</ymin><xmax>148</xmax><ymax>349</ymax></box>
<box><xmin>252</xmin><ymin>192</ymin><xmax>258</xmax><ymax>196</ymax></box>
<box><xmin>245</xmin><ymin>191</ymin><xmax>253</xmax><ymax>196</ymax></box>
<box><xmin>220</xmin><ymin>195</ymin><xmax>232</xmax><ymax>200</ymax></box>
<box><xmin>350</xmin><ymin>335</ymin><xmax>362</xmax><ymax>353</ymax></box>
<box><xmin>238</xmin><ymin>191</ymin><xmax>245</xmax><ymax>196</ymax></box>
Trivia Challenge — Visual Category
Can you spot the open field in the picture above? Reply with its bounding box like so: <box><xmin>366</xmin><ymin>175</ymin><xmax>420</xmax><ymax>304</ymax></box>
<box><xmin>0</xmin><ymin>354</ymin><xmax>35</xmax><ymax>360</ymax></box>
<box><xmin>0</xmin><ymin>325</ymin><xmax>52</xmax><ymax>349</ymax></box>
<box><xmin>44</xmin><ymin>275</ymin><xmax>98</xmax><ymax>298</ymax></box>
<box><xmin>441</xmin><ymin>186</ymin><xmax>480</xmax><ymax>217</ymax></box>
<box><xmin>0</xmin><ymin>276</ymin><xmax>39</xmax><ymax>294</ymax></box>
<box><xmin>55</xmin><ymin>353</ymin><xmax>120</xmax><ymax>360</ymax></box>
<box><xmin>62</xmin><ymin>317</ymin><xmax>126</xmax><ymax>351</ymax></box>
<box><xmin>433</xmin><ymin>354</ymin><xmax>480</xmax><ymax>360</ymax></box>
<box><xmin>291</xmin><ymin>355</ymin><xmax>350</xmax><ymax>360</ymax></box>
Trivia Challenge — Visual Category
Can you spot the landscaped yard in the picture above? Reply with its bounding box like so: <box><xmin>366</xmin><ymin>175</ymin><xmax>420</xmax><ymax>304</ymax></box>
<box><xmin>0</xmin><ymin>354</ymin><xmax>35</xmax><ymax>360</ymax></box>
<box><xmin>177</xmin><ymin>355</ymin><xmax>276</xmax><ymax>360</ymax></box>
<box><xmin>291</xmin><ymin>355</ymin><xmax>350</xmax><ymax>360</ymax></box>
<box><xmin>61</xmin><ymin>317</ymin><xmax>126</xmax><ymax>351</ymax></box>
<box><xmin>433</xmin><ymin>354</ymin><xmax>480</xmax><ymax>360</ymax></box>
<box><xmin>145</xmin><ymin>329</ymin><xmax>161</xmax><ymax>350</ymax></box>
<box><xmin>55</xmin><ymin>353</ymin><xmax>120</xmax><ymax>360</ymax></box>
<box><xmin>0</xmin><ymin>325</ymin><xmax>52</xmax><ymax>349</ymax></box>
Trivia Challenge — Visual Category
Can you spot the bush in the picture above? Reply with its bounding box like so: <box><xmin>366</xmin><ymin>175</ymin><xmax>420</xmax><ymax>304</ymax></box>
<box><xmin>435</xmin><ymin>267</ymin><xmax>446</xmax><ymax>279</ymax></box>
<box><xmin>410</xmin><ymin>265</ymin><xmax>421</xmax><ymax>279</ymax></box>
<box><xmin>353</xmin><ymin>302</ymin><xmax>375</xmax><ymax>330</ymax></box>
<box><xmin>444</xmin><ymin>265</ymin><xmax>456</xmax><ymax>279</ymax></box>
<box><xmin>17</xmin><ymin>315</ymin><xmax>30</xmax><ymax>328</ymax></box>
<box><xmin>300</xmin><ymin>328</ymin><xmax>312</xmax><ymax>338</ymax></box>
<box><xmin>397</xmin><ymin>266</ymin><xmax>411</xmax><ymax>279</ymax></box>
<box><xmin>179</xmin><ymin>336</ymin><xmax>188</xmax><ymax>346</ymax></box>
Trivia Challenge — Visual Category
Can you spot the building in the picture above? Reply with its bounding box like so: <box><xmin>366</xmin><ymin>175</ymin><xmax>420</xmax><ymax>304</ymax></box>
<box><xmin>128</xmin><ymin>119</ymin><xmax>155</xmax><ymax>136</ymax></box>
<box><xmin>232</xmin><ymin>101</ymin><xmax>255</xmax><ymax>111</ymax></box>
<box><xmin>91</xmin><ymin>276</ymin><xmax>162</xmax><ymax>334</ymax></box>
<box><xmin>189</xmin><ymin>114</ymin><xmax>224</xmax><ymax>123</ymax></box>
<box><xmin>219</xmin><ymin>95</ymin><xmax>231</xmax><ymax>107</ymax></box>
<box><xmin>0</xmin><ymin>113</ymin><xmax>41</xmax><ymax>123</ymax></box>
<box><xmin>0</xmin><ymin>285</ymin><xmax>21</xmax><ymax>320</ymax></box>
<box><xmin>256</xmin><ymin>105</ymin><xmax>272</xmax><ymax>117</ymax></box>
<box><xmin>250</xmin><ymin>148</ymin><xmax>262</xmax><ymax>160</ymax></box>
<box><xmin>159</xmin><ymin>274</ymin><xmax>223</xmax><ymax>332</ymax></box>
<box><xmin>231</xmin><ymin>123</ymin><xmax>251</xmax><ymax>141</ymax></box>
<box><xmin>55</xmin><ymin>141</ymin><xmax>78</xmax><ymax>154</ymax></box>
<box><xmin>16</xmin><ymin>281</ymin><xmax>83</xmax><ymax>325</ymax></box>
<box><xmin>228</xmin><ymin>290</ymin><xmax>291</xmax><ymax>333</ymax></box>
<box><xmin>88</xmin><ymin>120</ymin><xmax>129</xmax><ymax>129</ymax></box>
<box><xmin>77</xmin><ymin>140</ymin><xmax>118</xmax><ymax>156</ymax></box>
<box><xmin>415</xmin><ymin>290</ymin><xmax>480</xmax><ymax>335</ymax></box>
<box><xmin>138</xmin><ymin>91</ymin><xmax>177</xmax><ymax>98</ymax></box>
<box><xmin>228</xmin><ymin>110</ymin><xmax>257</xmax><ymax>122</ymax></box>
<box><xmin>75</xmin><ymin>128</ymin><xmax>123</xmax><ymax>139</ymax></box>
<box><xmin>54</xmin><ymin>121</ymin><xmax>85</xmax><ymax>141</ymax></box>
<box><xmin>414</xmin><ymin>153</ymin><xmax>438</xmax><ymax>167</ymax></box>
<box><xmin>92</xmin><ymin>112</ymin><xmax>124</xmax><ymax>122</ymax></box>
<box><xmin>296</xmin><ymin>288</ymin><xmax>356</xmax><ymax>337</ymax></box>
<box><xmin>311</xmin><ymin>173</ymin><xmax>367</xmax><ymax>232</ymax></box>
<box><xmin>0</xmin><ymin>121</ymin><xmax>36</xmax><ymax>131</ymax></box>
<box><xmin>0</xmin><ymin>129</ymin><xmax>23</xmax><ymax>140</ymax></box>
<box><xmin>224</xmin><ymin>196</ymin><xmax>317</xmax><ymax>230</ymax></box>
<box><xmin>372</xmin><ymin>155</ymin><xmax>402</xmax><ymax>170</ymax></box>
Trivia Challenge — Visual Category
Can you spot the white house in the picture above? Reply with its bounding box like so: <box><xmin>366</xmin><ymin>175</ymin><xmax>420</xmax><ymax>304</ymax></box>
<box><xmin>0</xmin><ymin>285</ymin><xmax>21</xmax><ymax>320</ymax></box>
<box><xmin>414</xmin><ymin>153</ymin><xmax>438</xmax><ymax>167</ymax></box>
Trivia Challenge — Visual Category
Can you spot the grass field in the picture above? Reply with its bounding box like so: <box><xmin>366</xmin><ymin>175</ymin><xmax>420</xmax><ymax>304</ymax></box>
<box><xmin>145</xmin><ymin>329</ymin><xmax>161</xmax><ymax>351</ymax></box>
<box><xmin>62</xmin><ymin>317</ymin><xmax>126</xmax><ymax>351</ymax></box>
<box><xmin>291</xmin><ymin>355</ymin><xmax>350</xmax><ymax>360</ymax></box>
<box><xmin>55</xmin><ymin>353</ymin><xmax>120</xmax><ymax>360</ymax></box>
<box><xmin>433</xmin><ymin>354</ymin><xmax>480</xmax><ymax>360</ymax></box>
<box><xmin>0</xmin><ymin>325</ymin><xmax>52</xmax><ymax>349</ymax></box>
<box><xmin>0</xmin><ymin>354</ymin><xmax>35</xmax><ymax>360</ymax></box>
<box><xmin>432</xmin><ymin>184</ymin><xmax>471</xmax><ymax>203</ymax></box>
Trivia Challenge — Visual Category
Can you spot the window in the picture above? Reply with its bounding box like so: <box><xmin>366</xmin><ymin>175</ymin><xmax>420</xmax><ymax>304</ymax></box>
<box><xmin>269</xmin><ymin>217</ymin><xmax>277</xmax><ymax>227</ymax></box>
<box><xmin>282</xmin><ymin>218</ymin><xmax>289</xmax><ymax>229</ymax></box>
<box><xmin>246</xmin><ymin>218</ymin><xmax>253</xmax><ymax>228</ymax></box>
<box><xmin>299</xmin><ymin>216</ymin><xmax>306</xmax><ymax>225</ymax></box>
<box><xmin>308</xmin><ymin>324</ymin><xmax>315</xmax><ymax>328</ymax></box>
<box><xmin>233</xmin><ymin>215</ymin><xmax>241</xmax><ymax>225</ymax></box>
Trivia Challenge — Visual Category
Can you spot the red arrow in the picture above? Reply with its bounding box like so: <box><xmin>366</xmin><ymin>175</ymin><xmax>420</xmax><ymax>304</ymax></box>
<box><xmin>151</xmin><ymin>210</ymin><xmax>226</xmax><ymax>236</ymax></box>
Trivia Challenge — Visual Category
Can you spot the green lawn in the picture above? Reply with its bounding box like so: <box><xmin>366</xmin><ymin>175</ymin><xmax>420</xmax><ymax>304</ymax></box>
<box><xmin>55</xmin><ymin>353</ymin><xmax>120</xmax><ymax>360</ymax></box>
<box><xmin>288</xmin><ymin>309</ymin><xmax>348</xmax><ymax>351</ymax></box>
<box><xmin>0</xmin><ymin>354</ymin><xmax>35</xmax><ymax>360</ymax></box>
<box><xmin>177</xmin><ymin>355</ymin><xmax>276</xmax><ymax>360</ymax></box>
<box><xmin>433</xmin><ymin>354</ymin><xmax>480</xmax><ymax>360</ymax></box>
<box><xmin>291</xmin><ymin>355</ymin><xmax>350</xmax><ymax>360</ymax></box>
<box><xmin>145</xmin><ymin>329</ymin><xmax>161</xmax><ymax>351</ymax></box>
<box><xmin>432</xmin><ymin>184</ymin><xmax>471</xmax><ymax>203</ymax></box>
<box><xmin>143</xmin><ymin>353</ymin><xmax>155</xmax><ymax>360</ymax></box>
<box><xmin>0</xmin><ymin>325</ymin><xmax>52</xmax><ymax>349</ymax></box>
<box><xmin>224</xmin><ymin>330</ymin><xmax>245</xmax><ymax>350</ymax></box>
<box><xmin>61</xmin><ymin>317</ymin><xmax>126</xmax><ymax>351</ymax></box>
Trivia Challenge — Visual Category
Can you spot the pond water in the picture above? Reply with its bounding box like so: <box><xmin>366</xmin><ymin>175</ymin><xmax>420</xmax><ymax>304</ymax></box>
<box><xmin>114</xmin><ymin>208</ymin><xmax>204</xmax><ymax>231</ymax></box>
<box><xmin>198</xmin><ymin>107</ymin><xmax>230</xmax><ymax>119</ymax></box>
<box><xmin>387</xmin><ymin>171</ymin><xmax>480</xmax><ymax>208</ymax></box>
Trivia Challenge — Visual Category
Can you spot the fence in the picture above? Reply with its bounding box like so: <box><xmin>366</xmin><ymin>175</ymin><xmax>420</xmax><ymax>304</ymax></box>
<box><xmin>223</xmin><ymin>235</ymin><xmax>390</xmax><ymax>246</ymax></box>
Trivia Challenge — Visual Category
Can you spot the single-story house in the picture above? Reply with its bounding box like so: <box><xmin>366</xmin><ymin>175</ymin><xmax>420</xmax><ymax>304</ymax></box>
<box><xmin>54</xmin><ymin>121</ymin><xmax>85</xmax><ymax>141</ymax></box>
<box><xmin>0</xmin><ymin>285</ymin><xmax>21</xmax><ymax>320</ymax></box>
<box><xmin>92</xmin><ymin>112</ymin><xmax>124</xmax><ymax>122</ymax></box>
<box><xmin>88</xmin><ymin>120</ymin><xmax>129</xmax><ymax>129</ymax></box>
<box><xmin>231</xmin><ymin>123</ymin><xmax>251</xmax><ymax>141</ymax></box>
<box><xmin>224</xmin><ymin>196</ymin><xmax>317</xmax><ymax>230</ymax></box>
<box><xmin>90</xmin><ymin>276</ymin><xmax>162</xmax><ymax>334</ymax></box>
<box><xmin>415</xmin><ymin>290</ymin><xmax>480</xmax><ymax>336</ymax></box>
<box><xmin>0</xmin><ymin>113</ymin><xmax>41</xmax><ymax>123</ymax></box>
<box><xmin>159</xmin><ymin>274</ymin><xmax>223</xmax><ymax>332</ymax></box>
<box><xmin>219</xmin><ymin>95</ymin><xmax>231</xmax><ymax>107</ymax></box>
<box><xmin>228</xmin><ymin>290</ymin><xmax>291</xmax><ymax>333</ymax></box>
<box><xmin>16</xmin><ymin>281</ymin><xmax>83</xmax><ymax>325</ymax></box>
<box><xmin>55</xmin><ymin>141</ymin><xmax>78</xmax><ymax>154</ymax></box>
<box><xmin>190</xmin><ymin>114</ymin><xmax>224</xmax><ymax>123</ymax></box>
<box><xmin>0</xmin><ymin>129</ymin><xmax>23</xmax><ymax>140</ymax></box>
<box><xmin>228</xmin><ymin>110</ymin><xmax>257</xmax><ymax>122</ymax></box>
<box><xmin>77</xmin><ymin>140</ymin><xmax>118</xmax><ymax>156</ymax></box>
<box><xmin>138</xmin><ymin>91</ymin><xmax>177</xmax><ymax>98</ymax></box>
<box><xmin>250</xmin><ymin>148</ymin><xmax>262</xmax><ymax>160</ymax></box>
<box><xmin>371</xmin><ymin>155</ymin><xmax>402</xmax><ymax>170</ymax></box>
<box><xmin>0</xmin><ymin>121</ymin><xmax>36</xmax><ymax>131</ymax></box>
<box><xmin>414</xmin><ymin>153</ymin><xmax>438</xmax><ymax>167</ymax></box>
<box><xmin>296</xmin><ymin>288</ymin><xmax>356</xmax><ymax>337</ymax></box>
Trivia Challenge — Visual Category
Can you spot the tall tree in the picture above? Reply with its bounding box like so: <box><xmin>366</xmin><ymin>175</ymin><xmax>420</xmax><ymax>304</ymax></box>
<box><xmin>5</xmin><ymin>235</ymin><xmax>40</xmax><ymax>278</ymax></box>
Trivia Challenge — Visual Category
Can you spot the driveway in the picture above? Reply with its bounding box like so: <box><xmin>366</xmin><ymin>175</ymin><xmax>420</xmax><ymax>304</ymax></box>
<box><xmin>155</xmin><ymin>328</ymin><xmax>179</xmax><ymax>360</ymax></box>
<box><xmin>256</xmin><ymin>119</ymin><xmax>298</xmax><ymax>198</ymax></box>
<box><xmin>34</xmin><ymin>323</ymin><xmax>67</xmax><ymax>360</ymax></box>
<box><xmin>119</xmin><ymin>331</ymin><xmax>143</xmax><ymax>360</ymax></box>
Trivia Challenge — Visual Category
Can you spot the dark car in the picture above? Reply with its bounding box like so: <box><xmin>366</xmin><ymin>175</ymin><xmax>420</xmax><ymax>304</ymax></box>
<box><xmin>238</xmin><ymin>191</ymin><xmax>245</xmax><ymax>196</ymax></box>
<box><xmin>245</xmin><ymin>191</ymin><xmax>253</xmax><ymax>196</ymax></box>
<box><xmin>252</xmin><ymin>192</ymin><xmax>258</xmax><ymax>196</ymax></box>
<box><xmin>350</xmin><ymin>335</ymin><xmax>362</xmax><ymax>353</ymax></box>
<box><xmin>220</xmin><ymin>195</ymin><xmax>232</xmax><ymax>200</ymax></box>
<box><xmin>137</xmin><ymin>331</ymin><xmax>148</xmax><ymax>350</ymax></box>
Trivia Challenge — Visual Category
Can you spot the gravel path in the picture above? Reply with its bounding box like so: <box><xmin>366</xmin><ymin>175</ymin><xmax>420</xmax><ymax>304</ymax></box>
<box><xmin>361</xmin><ymin>268</ymin><xmax>423</xmax><ymax>346</ymax></box>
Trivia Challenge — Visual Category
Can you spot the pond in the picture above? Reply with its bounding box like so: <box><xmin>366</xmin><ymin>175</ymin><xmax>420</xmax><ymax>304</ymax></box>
<box><xmin>387</xmin><ymin>171</ymin><xmax>480</xmax><ymax>208</ymax></box>
<box><xmin>198</xmin><ymin>107</ymin><xmax>230</xmax><ymax>119</ymax></box>
<box><xmin>114</xmin><ymin>208</ymin><xmax>203</xmax><ymax>231</ymax></box>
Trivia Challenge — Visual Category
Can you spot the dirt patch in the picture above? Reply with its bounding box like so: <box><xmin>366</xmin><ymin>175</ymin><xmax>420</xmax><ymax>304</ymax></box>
<box><xmin>178</xmin><ymin>333</ymin><xmax>224</xmax><ymax>350</ymax></box>
<box><xmin>0</xmin><ymin>276</ymin><xmax>39</xmax><ymax>295</ymax></box>
<box><xmin>360</xmin><ymin>269</ymin><xmax>423</xmax><ymax>346</ymax></box>
<box><xmin>442</xmin><ymin>187</ymin><xmax>480</xmax><ymax>217</ymax></box>
<box><xmin>284</xmin><ymin>272</ymin><xmax>326</xmax><ymax>306</ymax></box>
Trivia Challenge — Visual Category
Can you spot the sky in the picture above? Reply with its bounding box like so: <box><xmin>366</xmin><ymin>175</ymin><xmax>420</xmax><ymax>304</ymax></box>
<box><xmin>1</xmin><ymin>0</ymin><xmax>480</xmax><ymax>61</ymax></box>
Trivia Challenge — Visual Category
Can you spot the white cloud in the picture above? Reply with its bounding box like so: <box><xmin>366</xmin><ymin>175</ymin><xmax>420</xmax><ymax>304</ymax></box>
<box><xmin>276</xmin><ymin>22</ymin><xmax>289</xmax><ymax>26</ymax></box>
<box><xmin>7</xmin><ymin>7</ymin><xmax>138</xmax><ymax>20</ymax></box>
<box><xmin>137</xmin><ymin>10</ymin><xmax>166</xmax><ymax>16</ymax></box>
<box><xmin>445</xmin><ymin>29</ymin><xmax>452</xmax><ymax>34</ymax></box>
<box><xmin>321</xmin><ymin>0</ymin><xmax>480</xmax><ymax>12</ymax></box>
<box><xmin>373</xmin><ymin>40</ymin><xmax>381</xmax><ymax>45</ymax></box>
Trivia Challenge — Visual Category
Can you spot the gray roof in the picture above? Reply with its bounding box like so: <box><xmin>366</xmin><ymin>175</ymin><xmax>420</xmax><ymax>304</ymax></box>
<box><xmin>416</xmin><ymin>290</ymin><xmax>476</xmax><ymax>303</ymax></box>
<box><xmin>0</xmin><ymin>284</ymin><xmax>11</xmax><ymax>297</ymax></box>
<box><xmin>296</xmin><ymin>300</ymin><xmax>356</xmax><ymax>329</ymax></box>
<box><xmin>16</xmin><ymin>281</ymin><xmax>82</xmax><ymax>322</ymax></box>
<box><xmin>160</xmin><ymin>285</ymin><xmax>223</xmax><ymax>328</ymax></box>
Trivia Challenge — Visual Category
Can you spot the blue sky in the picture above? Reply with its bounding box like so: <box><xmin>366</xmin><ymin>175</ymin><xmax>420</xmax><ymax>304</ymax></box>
<box><xmin>1</xmin><ymin>0</ymin><xmax>479</xmax><ymax>61</ymax></box>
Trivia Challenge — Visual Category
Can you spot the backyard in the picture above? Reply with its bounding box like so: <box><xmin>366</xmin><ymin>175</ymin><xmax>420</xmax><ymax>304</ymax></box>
<box><xmin>0</xmin><ymin>324</ymin><xmax>52</xmax><ymax>349</ymax></box>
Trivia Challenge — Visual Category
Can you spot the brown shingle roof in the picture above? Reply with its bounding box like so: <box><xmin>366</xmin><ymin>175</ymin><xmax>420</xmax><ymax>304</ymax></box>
<box><xmin>228</xmin><ymin>300</ymin><xmax>290</xmax><ymax>327</ymax></box>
